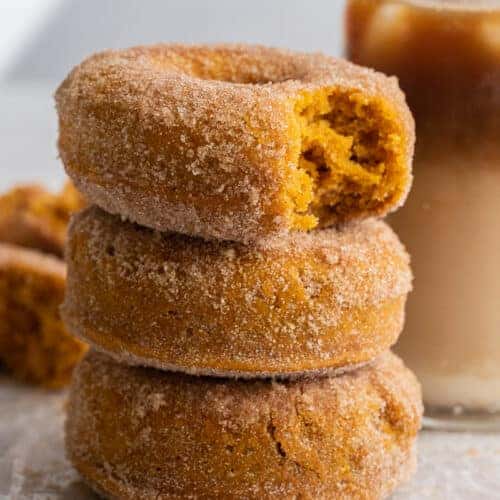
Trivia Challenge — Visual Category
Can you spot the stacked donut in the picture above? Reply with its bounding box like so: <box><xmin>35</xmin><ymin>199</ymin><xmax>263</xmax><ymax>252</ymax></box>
<box><xmin>57</xmin><ymin>44</ymin><xmax>422</xmax><ymax>499</ymax></box>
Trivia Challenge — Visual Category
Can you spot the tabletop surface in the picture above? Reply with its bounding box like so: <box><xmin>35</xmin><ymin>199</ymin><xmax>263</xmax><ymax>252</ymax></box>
<box><xmin>1</xmin><ymin>376</ymin><xmax>500</xmax><ymax>500</ymax></box>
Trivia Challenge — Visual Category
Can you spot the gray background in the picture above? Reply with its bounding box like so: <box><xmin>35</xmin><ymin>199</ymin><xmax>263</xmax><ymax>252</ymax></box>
<box><xmin>5</xmin><ymin>0</ymin><xmax>346</xmax><ymax>84</ymax></box>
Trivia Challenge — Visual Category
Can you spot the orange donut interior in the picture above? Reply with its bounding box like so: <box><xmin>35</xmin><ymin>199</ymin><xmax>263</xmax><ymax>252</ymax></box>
<box><xmin>289</xmin><ymin>89</ymin><xmax>406</xmax><ymax>230</ymax></box>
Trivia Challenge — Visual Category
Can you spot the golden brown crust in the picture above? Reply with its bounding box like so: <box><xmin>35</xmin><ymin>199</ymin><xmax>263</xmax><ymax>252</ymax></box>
<box><xmin>0</xmin><ymin>243</ymin><xmax>87</xmax><ymax>388</ymax></box>
<box><xmin>66</xmin><ymin>350</ymin><xmax>422</xmax><ymax>500</ymax></box>
<box><xmin>0</xmin><ymin>182</ymin><xmax>86</xmax><ymax>257</ymax></box>
<box><xmin>62</xmin><ymin>206</ymin><xmax>412</xmax><ymax>377</ymax></box>
<box><xmin>56</xmin><ymin>43</ymin><xmax>414</xmax><ymax>243</ymax></box>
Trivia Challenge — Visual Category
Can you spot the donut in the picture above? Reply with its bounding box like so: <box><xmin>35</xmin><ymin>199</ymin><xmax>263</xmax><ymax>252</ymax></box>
<box><xmin>56</xmin><ymin>44</ymin><xmax>414</xmax><ymax>243</ymax></box>
<box><xmin>0</xmin><ymin>243</ymin><xmax>87</xmax><ymax>388</ymax></box>
<box><xmin>0</xmin><ymin>181</ymin><xmax>86</xmax><ymax>257</ymax></box>
<box><xmin>62</xmin><ymin>206</ymin><xmax>412</xmax><ymax>377</ymax></box>
<box><xmin>66</xmin><ymin>350</ymin><xmax>422</xmax><ymax>499</ymax></box>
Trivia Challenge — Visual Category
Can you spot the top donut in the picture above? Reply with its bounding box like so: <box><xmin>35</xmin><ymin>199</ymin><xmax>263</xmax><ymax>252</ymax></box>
<box><xmin>56</xmin><ymin>44</ymin><xmax>414</xmax><ymax>243</ymax></box>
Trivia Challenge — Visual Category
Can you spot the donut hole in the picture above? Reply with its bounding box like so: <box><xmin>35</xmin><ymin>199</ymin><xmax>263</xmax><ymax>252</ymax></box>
<box><xmin>290</xmin><ymin>89</ymin><xmax>406</xmax><ymax>228</ymax></box>
<box><xmin>151</xmin><ymin>51</ymin><xmax>300</xmax><ymax>85</ymax></box>
<box><xmin>188</xmin><ymin>62</ymin><xmax>293</xmax><ymax>84</ymax></box>
<box><xmin>206</xmin><ymin>73</ymin><xmax>287</xmax><ymax>85</ymax></box>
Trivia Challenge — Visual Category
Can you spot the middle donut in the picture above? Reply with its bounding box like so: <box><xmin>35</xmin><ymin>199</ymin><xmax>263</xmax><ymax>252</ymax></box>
<box><xmin>62</xmin><ymin>206</ymin><xmax>412</xmax><ymax>377</ymax></box>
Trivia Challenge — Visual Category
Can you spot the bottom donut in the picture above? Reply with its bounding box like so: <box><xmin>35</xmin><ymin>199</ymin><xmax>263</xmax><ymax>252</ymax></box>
<box><xmin>66</xmin><ymin>351</ymin><xmax>422</xmax><ymax>500</ymax></box>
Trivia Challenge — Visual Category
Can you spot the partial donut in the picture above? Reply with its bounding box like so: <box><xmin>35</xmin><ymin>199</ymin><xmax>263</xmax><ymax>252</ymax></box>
<box><xmin>62</xmin><ymin>206</ymin><xmax>412</xmax><ymax>377</ymax></box>
<box><xmin>66</xmin><ymin>350</ymin><xmax>422</xmax><ymax>500</ymax></box>
<box><xmin>56</xmin><ymin>44</ymin><xmax>414</xmax><ymax>243</ymax></box>
<box><xmin>0</xmin><ymin>243</ymin><xmax>87</xmax><ymax>388</ymax></box>
<box><xmin>0</xmin><ymin>182</ymin><xmax>85</xmax><ymax>257</ymax></box>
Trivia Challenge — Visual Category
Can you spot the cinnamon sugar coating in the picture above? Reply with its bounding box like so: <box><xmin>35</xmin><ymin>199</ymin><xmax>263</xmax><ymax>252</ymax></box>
<box><xmin>56</xmin><ymin>44</ymin><xmax>414</xmax><ymax>243</ymax></box>
<box><xmin>62</xmin><ymin>206</ymin><xmax>412</xmax><ymax>377</ymax></box>
<box><xmin>0</xmin><ymin>182</ymin><xmax>86</xmax><ymax>257</ymax></box>
<box><xmin>0</xmin><ymin>243</ymin><xmax>87</xmax><ymax>388</ymax></box>
<box><xmin>66</xmin><ymin>350</ymin><xmax>422</xmax><ymax>500</ymax></box>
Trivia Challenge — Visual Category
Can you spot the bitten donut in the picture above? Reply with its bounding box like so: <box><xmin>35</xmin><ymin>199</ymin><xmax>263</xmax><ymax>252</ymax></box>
<box><xmin>0</xmin><ymin>243</ymin><xmax>87</xmax><ymax>388</ymax></box>
<box><xmin>62</xmin><ymin>206</ymin><xmax>412</xmax><ymax>377</ymax></box>
<box><xmin>66</xmin><ymin>350</ymin><xmax>422</xmax><ymax>500</ymax></box>
<box><xmin>56</xmin><ymin>44</ymin><xmax>414</xmax><ymax>242</ymax></box>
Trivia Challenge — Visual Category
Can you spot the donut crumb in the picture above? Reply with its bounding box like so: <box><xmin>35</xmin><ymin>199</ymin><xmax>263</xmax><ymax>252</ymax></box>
<box><xmin>290</xmin><ymin>89</ymin><xmax>407</xmax><ymax>230</ymax></box>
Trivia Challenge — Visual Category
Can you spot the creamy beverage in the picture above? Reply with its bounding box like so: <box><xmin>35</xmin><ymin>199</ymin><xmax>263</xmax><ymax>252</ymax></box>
<box><xmin>346</xmin><ymin>0</ymin><xmax>500</xmax><ymax>421</ymax></box>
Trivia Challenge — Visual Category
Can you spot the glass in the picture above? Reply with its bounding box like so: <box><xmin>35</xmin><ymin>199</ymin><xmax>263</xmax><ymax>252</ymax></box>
<box><xmin>346</xmin><ymin>0</ymin><xmax>500</xmax><ymax>430</ymax></box>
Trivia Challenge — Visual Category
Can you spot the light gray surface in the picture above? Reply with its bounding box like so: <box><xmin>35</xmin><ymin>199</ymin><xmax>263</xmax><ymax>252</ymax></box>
<box><xmin>3</xmin><ymin>0</ymin><xmax>345</xmax><ymax>85</ymax></box>
<box><xmin>1</xmin><ymin>375</ymin><xmax>500</xmax><ymax>500</ymax></box>
<box><xmin>0</xmin><ymin>84</ymin><xmax>64</xmax><ymax>191</ymax></box>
